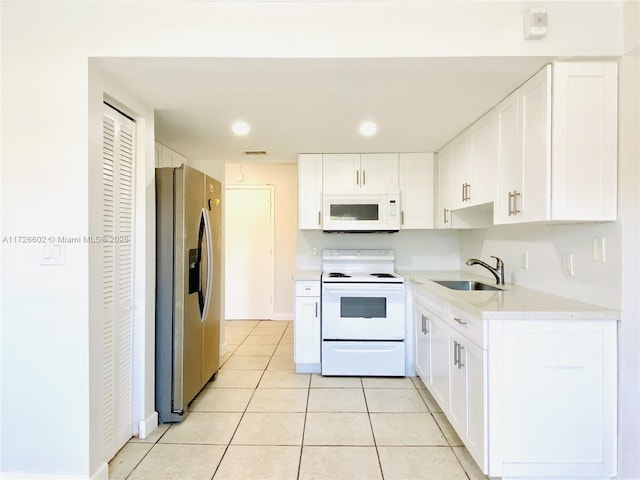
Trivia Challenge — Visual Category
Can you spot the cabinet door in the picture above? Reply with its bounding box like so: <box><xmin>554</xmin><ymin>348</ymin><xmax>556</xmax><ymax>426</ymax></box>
<box><xmin>448</xmin><ymin>334</ymin><xmax>466</xmax><ymax>435</ymax></box>
<box><xmin>297</xmin><ymin>154</ymin><xmax>323</xmax><ymax>229</ymax></box>
<box><xmin>464</xmin><ymin>339</ymin><xmax>487</xmax><ymax>472</ymax></box>
<box><xmin>399</xmin><ymin>153</ymin><xmax>434</xmax><ymax>229</ymax></box>
<box><xmin>429</xmin><ymin>315</ymin><xmax>450</xmax><ymax>408</ymax></box>
<box><xmin>360</xmin><ymin>153</ymin><xmax>399</xmax><ymax>192</ymax></box>
<box><xmin>414</xmin><ymin>304</ymin><xmax>431</xmax><ymax>382</ymax></box>
<box><xmin>469</xmin><ymin>110</ymin><xmax>497</xmax><ymax>207</ymax></box>
<box><xmin>551</xmin><ymin>62</ymin><xmax>618</xmax><ymax>221</ymax></box>
<box><xmin>435</xmin><ymin>147</ymin><xmax>452</xmax><ymax>229</ymax></box>
<box><xmin>322</xmin><ymin>154</ymin><xmax>360</xmax><ymax>192</ymax></box>
<box><xmin>449</xmin><ymin>133</ymin><xmax>472</xmax><ymax>210</ymax></box>
<box><xmin>494</xmin><ymin>92</ymin><xmax>520</xmax><ymax>224</ymax></box>
<box><xmin>518</xmin><ymin>65</ymin><xmax>551</xmax><ymax>223</ymax></box>
<box><xmin>294</xmin><ymin>295</ymin><xmax>320</xmax><ymax>365</ymax></box>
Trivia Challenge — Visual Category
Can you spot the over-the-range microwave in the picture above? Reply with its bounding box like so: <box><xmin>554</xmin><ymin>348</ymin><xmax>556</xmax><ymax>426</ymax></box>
<box><xmin>322</xmin><ymin>191</ymin><xmax>400</xmax><ymax>233</ymax></box>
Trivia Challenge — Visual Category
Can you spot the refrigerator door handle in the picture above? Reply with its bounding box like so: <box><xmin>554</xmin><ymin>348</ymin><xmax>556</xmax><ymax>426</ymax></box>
<box><xmin>200</xmin><ymin>207</ymin><xmax>214</xmax><ymax>322</ymax></box>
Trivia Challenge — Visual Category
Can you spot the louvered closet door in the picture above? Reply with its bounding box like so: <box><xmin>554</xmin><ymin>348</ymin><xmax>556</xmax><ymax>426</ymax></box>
<box><xmin>102</xmin><ymin>104</ymin><xmax>135</xmax><ymax>461</ymax></box>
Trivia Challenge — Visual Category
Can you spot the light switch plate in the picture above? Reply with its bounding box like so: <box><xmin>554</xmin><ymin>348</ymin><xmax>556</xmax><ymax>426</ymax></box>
<box><xmin>40</xmin><ymin>244</ymin><xmax>66</xmax><ymax>265</ymax></box>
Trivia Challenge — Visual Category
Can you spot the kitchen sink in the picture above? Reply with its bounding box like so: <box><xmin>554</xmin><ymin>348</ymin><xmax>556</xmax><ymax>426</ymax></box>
<box><xmin>432</xmin><ymin>280</ymin><xmax>503</xmax><ymax>291</ymax></box>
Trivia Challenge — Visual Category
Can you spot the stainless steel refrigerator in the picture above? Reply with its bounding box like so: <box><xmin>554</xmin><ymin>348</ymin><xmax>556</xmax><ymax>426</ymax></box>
<box><xmin>155</xmin><ymin>165</ymin><xmax>222</xmax><ymax>423</ymax></box>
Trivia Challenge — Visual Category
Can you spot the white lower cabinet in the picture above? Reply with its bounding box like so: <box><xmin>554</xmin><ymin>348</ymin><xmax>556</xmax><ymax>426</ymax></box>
<box><xmin>294</xmin><ymin>280</ymin><xmax>321</xmax><ymax>373</ymax></box>
<box><xmin>413</xmin><ymin>285</ymin><xmax>616</xmax><ymax>479</ymax></box>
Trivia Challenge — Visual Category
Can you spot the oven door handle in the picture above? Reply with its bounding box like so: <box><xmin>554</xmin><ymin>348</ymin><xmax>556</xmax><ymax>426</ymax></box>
<box><xmin>331</xmin><ymin>345</ymin><xmax>397</xmax><ymax>353</ymax></box>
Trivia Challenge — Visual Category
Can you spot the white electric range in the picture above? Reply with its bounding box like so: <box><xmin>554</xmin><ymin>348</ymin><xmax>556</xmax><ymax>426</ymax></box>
<box><xmin>321</xmin><ymin>249</ymin><xmax>406</xmax><ymax>376</ymax></box>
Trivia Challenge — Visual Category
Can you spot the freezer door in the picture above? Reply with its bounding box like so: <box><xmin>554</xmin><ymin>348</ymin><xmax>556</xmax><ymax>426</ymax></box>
<box><xmin>175</xmin><ymin>166</ymin><xmax>206</xmax><ymax>411</ymax></box>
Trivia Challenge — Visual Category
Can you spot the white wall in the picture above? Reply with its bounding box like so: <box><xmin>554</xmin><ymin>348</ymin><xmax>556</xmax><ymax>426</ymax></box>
<box><xmin>297</xmin><ymin>229</ymin><xmax>461</xmax><ymax>271</ymax></box>
<box><xmin>459</xmin><ymin>222</ymin><xmax>621</xmax><ymax>309</ymax></box>
<box><xmin>0</xmin><ymin>1</ymin><xmax>631</xmax><ymax>478</ymax></box>
<box><xmin>616</xmin><ymin>3</ymin><xmax>640</xmax><ymax>474</ymax></box>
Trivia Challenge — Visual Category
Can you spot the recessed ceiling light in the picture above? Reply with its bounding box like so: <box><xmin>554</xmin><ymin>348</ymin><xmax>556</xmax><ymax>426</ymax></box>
<box><xmin>359</xmin><ymin>121</ymin><xmax>377</xmax><ymax>137</ymax></box>
<box><xmin>231</xmin><ymin>120</ymin><xmax>250</xmax><ymax>136</ymax></box>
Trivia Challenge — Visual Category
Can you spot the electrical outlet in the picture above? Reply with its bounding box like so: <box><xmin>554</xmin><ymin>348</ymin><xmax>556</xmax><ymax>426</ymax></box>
<box><xmin>563</xmin><ymin>254</ymin><xmax>575</xmax><ymax>277</ymax></box>
<box><xmin>593</xmin><ymin>237</ymin><xmax>606</xmax><ymax>263</ymax></box>
<box><xmin>521</xmin><ymin>250</ymin><xmax>529</xmax><ymax>269</ymax></box>
<box><xmin>312</xmin><ymin>247</ymin><xmax>318</xmax><ymax>258</ymax></box>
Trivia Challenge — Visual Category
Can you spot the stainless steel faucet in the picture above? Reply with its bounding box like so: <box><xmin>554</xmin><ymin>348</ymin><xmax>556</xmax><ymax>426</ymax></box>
<box><xmin>466</xmin><ymin>256</ymin><xmax>505</xmax><ymax>285</ymax></box>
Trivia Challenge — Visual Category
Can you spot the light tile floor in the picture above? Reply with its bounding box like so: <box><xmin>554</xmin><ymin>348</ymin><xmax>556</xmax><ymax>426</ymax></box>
<box><xmin>109</xmin><ymin>320</ymin><xmax>488</xmax><ymax>480</ymax></box>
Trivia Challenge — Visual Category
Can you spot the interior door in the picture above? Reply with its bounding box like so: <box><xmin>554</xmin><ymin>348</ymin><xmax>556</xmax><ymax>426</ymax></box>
<box><xmin>101</xmin><ymin>103</ymin><xmax>135</xmax><ymax>461</ymax></box>
<box><xmin>224</xmin><ymin>185</ymin><xmax>274</xmax><ymax>319</ymax></box>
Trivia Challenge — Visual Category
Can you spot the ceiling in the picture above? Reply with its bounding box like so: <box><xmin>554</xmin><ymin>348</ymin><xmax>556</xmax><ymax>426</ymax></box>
<box><xmin>96</xmin><ymin>56</ymin><xmax>553</xmax><ymax>162</ymax></box>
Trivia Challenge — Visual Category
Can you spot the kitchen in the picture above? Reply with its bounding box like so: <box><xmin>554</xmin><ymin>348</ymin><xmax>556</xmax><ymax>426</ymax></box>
<box><xmin>0</xmin><ymin>2</ymin><xmax>638</xmax><ymax>480</ymax></box>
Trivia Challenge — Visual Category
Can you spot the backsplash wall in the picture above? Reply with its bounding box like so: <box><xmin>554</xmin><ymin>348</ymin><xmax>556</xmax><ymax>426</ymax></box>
<box><xmin>297</xmin><ymin>229</ymin><xmax>462</xmax><ymax>271</ymax></box>
<box><xmin>459</xmin><ymin>221</ymin><xmax>621</xmax><ymax>310</ymax></box>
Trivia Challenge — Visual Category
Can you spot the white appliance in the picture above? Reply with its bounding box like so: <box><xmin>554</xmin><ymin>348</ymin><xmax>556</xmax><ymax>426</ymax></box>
<box><xmin>322</xmin><ymin>191</ymin><xmax>400</xmax><ymax>233</ymax></box>
<box><xmin>321</xmin><ymin>249</ymin><xmax>405</xmax><ymax>376</ymax></box>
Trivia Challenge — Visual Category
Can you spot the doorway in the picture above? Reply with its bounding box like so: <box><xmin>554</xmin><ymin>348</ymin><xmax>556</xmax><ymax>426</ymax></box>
<box><xmin>224</xmin><ymin>185</ymin><xmax>275</xmax><ymax>319</ymax></box>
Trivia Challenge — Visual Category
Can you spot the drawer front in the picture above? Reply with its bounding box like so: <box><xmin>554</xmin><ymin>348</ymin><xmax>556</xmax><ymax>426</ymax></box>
<box><xmin>296</xmin><ymin>281</ymin><xmax>320</xmax><ymax>297</ymax></box>
<box><xmin>414</xmin><ymin>288</ymin><xmax>448</xmax><ymax>319</ymax></box>
<box><xmin>448</xmin><ymin>305</ymin><xmax>484</xmax><ymax>348</ymax></box>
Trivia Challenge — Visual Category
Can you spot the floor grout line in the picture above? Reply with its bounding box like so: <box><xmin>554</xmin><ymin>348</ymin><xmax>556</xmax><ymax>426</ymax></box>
<box><xmin>115</xmin><ymin>320</ymin><xmax>485</xmax><ymax>480</ymax></box>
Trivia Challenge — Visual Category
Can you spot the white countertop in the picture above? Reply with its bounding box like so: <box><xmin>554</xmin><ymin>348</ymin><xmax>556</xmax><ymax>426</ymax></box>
<box><xmin>293</xmin><ymin>270</ymin><xmax>322</xmax><ymax>281</ymax></box>
<box><xmin>399</xmin><ymin>270</ymin><xmax>620</xmax><ymax>321</ymax></box>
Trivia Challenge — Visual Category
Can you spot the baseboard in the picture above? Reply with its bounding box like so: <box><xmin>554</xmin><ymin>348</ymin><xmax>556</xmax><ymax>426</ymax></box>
<box><xmin>138</xmin><ymin>411</ymin><xmax>159</xmax><ymax>440</ymax></box>
<box><xmin>0</xmin><ymin>470</ymin><xmax>105</xmax><ymax>480</ymax></box>
<box><xmin>270</xmin><ymin>313</ymin><xmax>293</xmax><ymax>321</ymax></box>
<box><xmin>90</xmin><ymin>463</ymin><xmax>108</xmax><ymax>480</ymax></box>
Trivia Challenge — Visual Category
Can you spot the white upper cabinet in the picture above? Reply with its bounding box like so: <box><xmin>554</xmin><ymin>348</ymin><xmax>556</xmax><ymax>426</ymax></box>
<box><xmin>550</xmin><ymin>62</ymin><xmax>618</xmax><ymax>221</ymax></box>
<box><xmin>468</xmin><ymin>110</ymin><xmax>498</xmax><ymax>207</ymax></box>
<box><xmin>494</xmin><ymin>91</ymin><xmax>520</xmax><ymax>222</ymax></box>
<box><xmin>449</xmin><ymin>132</ymin><xmax>472</xmax><ymax>210</ymax></box>
<box><xmin>398</xmin><ymin>153</ymin><xmax>434</xmax><ymax>229</ymax></box>
<box><xmin>494</xmin><ymin>62</ymin><xmax>617</xmax><ymax>224</ymax></box>
<box><xmin>446</xmin><ymin>110</ymin><xmax>497</xmax><ymax>212</ymax></box>
<box><xmin>155</xmin><ymin>142</ymin><xmax>187</xmax><ymax>168</ymax></box>
<box><xmin>297</xmin><ymin>154</ymin><xmax>323</xmax><ymax>230</ymax></box>
<box><xmin>322</xmin><ymin>153</ymin><xmax>398</xmax><ymax>193</ymax></box>
<box><xmin>435</xmin><ymin>146</ymin><xmax>453</xmax><ymax>229</ymax></box>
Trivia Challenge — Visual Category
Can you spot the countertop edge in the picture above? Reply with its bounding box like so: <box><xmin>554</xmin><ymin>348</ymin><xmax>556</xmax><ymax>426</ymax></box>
<box><xmin>400</xmin><ymin>270</ymin><xmax>620</xmax><ymax>321</ymax></box>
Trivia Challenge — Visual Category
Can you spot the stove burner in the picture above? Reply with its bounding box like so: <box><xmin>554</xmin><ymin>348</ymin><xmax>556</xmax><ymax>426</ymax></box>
<box><xmin>327</xmin><ymin>272</ymin><xmax>351</xmax><ymax>278</ymax></box>
<box><xmin>370</xmin><ymin>273</ymin><xmax>396</xmax><ymax>278</ymax></box>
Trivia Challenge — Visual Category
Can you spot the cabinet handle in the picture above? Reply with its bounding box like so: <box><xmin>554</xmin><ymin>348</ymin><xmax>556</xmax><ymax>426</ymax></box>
<box><xmin>315</xmin><ymin>302</ymin><xmax>318</xmax><ymax>318</ymax></box>
<box><xmin>424</xmin><ymin>316</ymin><xmax>429</xmax><ymax>334</ymax></box>
<box><xmin>401</xmin><ymin>210</ymin><xmax>405</xmax><ymax>226</ymax></box>
<box><xmin>461</xmin><ymin>184</ymin><xmax>465</xmax><ymax>202</ymax></box>
<box><xmin>362</xmin><ymin>170</ymin><xmax>366</xmax><ymax>185</ymax></box>
<box><xmin>356</xmin><ymin>170</ymin><xmax>359</xmax><ymax>186</ymax></box>
<box><xmin>444</xmin><ymin>208</ymin><xmax>449</xmax><ymax>224</ymax></box>
<box><xmin>453</xmin><ymin>340</ymin><xmax>459</xmax><ymax>366</ymax></box>
<box><xmin>453</xmin><ymin>317</ymin><xmax>467</xmax><ymax>326</ymax></box>
<box><xmin>318</xmin><ymin>211</ymin><xmax>321</xmax><ymax>226</ymax></box>
<box><xmin>508</xmin><ymin>191</ymin><xmax>514</xmax><ymax>215</ymax></box>
<box><xmin>458</xmin><ymin>344</ymin><xmax>465</xmax><ymax>369</ymax></box>
<box><xmin>513</xmin><ymin>190</ymin><xmax>521</xmax><ymax>214</ymax></box>
<box><xmin>465</xmin><ymin>183</ymin><xmax>471</xmax><ymax>201</ymax></box>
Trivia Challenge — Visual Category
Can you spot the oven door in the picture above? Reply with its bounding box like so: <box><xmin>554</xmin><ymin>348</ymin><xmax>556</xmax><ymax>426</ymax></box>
<box><xmin>321</xmin><ymin>282</ymin><xmax>405</xmax><ymax>340</ymax></box>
